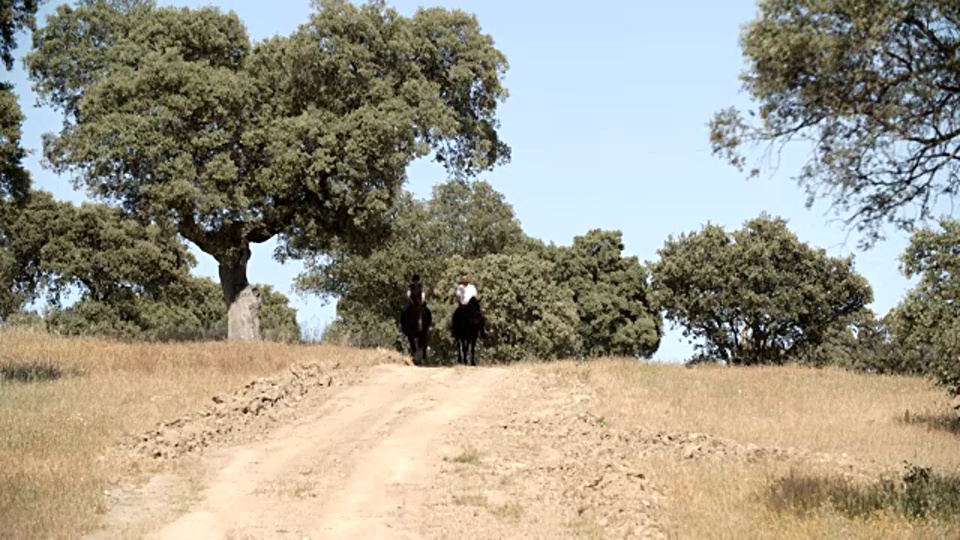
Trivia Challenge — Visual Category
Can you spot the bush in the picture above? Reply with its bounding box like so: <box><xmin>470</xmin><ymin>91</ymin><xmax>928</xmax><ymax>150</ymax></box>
<box><xmin>431</xmin><ymin>253</ymin><xmax>581</xmax><ymax>363</ymax></box>
<box><xmin>41</xmin><ymin>278</ymin><xmax>300</xmax><ymax>344</ymax></box>
<box><xmin>320</xmin><ymin>311</ymin><xmax>404</xmax><ymax>351</ymax></box>
<box><xmin>766</xmin><ymin>464</ymin><xmax>960</xmax><ymax>523</ymax></box>
<box><xmin>553</xmin><ymin>229</ymin><xmax>661</xmax><ymax>358</ymax></box>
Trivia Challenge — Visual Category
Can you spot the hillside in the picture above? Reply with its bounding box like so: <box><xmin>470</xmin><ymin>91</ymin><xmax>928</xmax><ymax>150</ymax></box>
<box><xmin>4</xmin><ymin>331</ymin><xmax>960</xmax><ymax>539</ymax></box>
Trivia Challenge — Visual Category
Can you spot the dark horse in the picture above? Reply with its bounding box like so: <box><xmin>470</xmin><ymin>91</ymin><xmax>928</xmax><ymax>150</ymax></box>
<box><xmin>399</xmin><ymin>297</ymin><xmax>432</xmax><ymax>365</ymax></box>
<box><xmin>451</xmin><ymin>298</ymin><xmax>484</xmax><ymax>366</ymax></box>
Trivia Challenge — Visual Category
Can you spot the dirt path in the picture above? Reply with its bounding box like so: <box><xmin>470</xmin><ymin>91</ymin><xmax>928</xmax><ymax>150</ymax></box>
<box><xmin>90</xmin><ymin>363</ymin><xmax>666</xmax><ymax>540</ymax></box>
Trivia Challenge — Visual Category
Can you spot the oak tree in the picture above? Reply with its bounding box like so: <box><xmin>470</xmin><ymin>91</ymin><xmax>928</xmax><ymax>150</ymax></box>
<box><xmin>553</xmin><ymin>229</ymin><xmax>661</xmax><ymax>358</ymax></box>
<box><xmin>887</xmin><ymin>218</ymin><xmax>960</xmax><ymax>393</ymax></box>
<box><xmin>710</xmin><ymin>0</ymin><xmax>960</xmax><ymax>246</ymax></box>
<box><xmin>27</xmin><ymin>0</ymin><xmax>511</xmax><ymax>340</ymax></box>
<box><xmin>650</xmin><ymin>214</ymin><xmax>873</xmax><ymax>365</ymax></box>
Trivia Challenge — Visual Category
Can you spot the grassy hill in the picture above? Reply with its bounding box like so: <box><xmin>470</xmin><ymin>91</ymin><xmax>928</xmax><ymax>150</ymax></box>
<box><xmin>3</xmin><ymin>330</ymin><xmax>959</xmax><ymax>538</ymax></box>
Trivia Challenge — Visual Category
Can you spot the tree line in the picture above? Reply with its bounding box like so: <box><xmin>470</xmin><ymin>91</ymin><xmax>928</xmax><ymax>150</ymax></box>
<box><xmin>3</xmin><ymin>1</ymin><xmax>960</xmax><ymax>397</ymax></box>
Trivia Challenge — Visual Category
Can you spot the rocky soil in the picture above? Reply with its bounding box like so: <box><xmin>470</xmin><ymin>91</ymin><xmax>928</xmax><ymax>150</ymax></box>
<box><xmin>88</xmin><ymin>360</ymin><xmax>882</xmax><ymax>539</ymax></box>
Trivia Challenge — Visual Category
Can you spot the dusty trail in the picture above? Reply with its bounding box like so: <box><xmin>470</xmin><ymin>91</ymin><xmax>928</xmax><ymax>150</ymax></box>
<box><xmin>154</xmin><ymin>365</ymin><xmax>500</xmax><ymax>539</ymax></box>
<box><xmin>90</xmin><ymin>363</ymin><xmax>666</xmax><ymax>540</ymax></box>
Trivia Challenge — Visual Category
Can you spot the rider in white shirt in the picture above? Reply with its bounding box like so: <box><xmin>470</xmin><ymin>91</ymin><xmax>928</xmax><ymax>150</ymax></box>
<box><xmin>454</xmin><ymin>275</ymin><xmax>478</xmax><ymax>305</ymax></box>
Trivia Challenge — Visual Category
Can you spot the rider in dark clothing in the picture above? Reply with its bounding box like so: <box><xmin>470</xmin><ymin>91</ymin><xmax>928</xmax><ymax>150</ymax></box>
<box><xmin>398</xmin><ymin>274</ymin><xmax>426</xmax><ymax>329</ymax></box>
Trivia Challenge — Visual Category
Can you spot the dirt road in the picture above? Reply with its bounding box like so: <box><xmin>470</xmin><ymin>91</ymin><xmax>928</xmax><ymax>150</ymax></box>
<box><xmin>90</xmin><ymin>363</ymin><xmax>665</xmax><ymax>539</ymax></box>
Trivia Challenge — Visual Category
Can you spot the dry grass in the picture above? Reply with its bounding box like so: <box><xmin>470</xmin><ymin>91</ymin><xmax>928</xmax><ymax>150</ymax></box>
<box><xmin>453</xmin><ymin>492</ymin><xmax>489</xmax><ymax>507</ymax></box>
<box><xmin>536</xmin><ymin>358</ymin><xmax>960</xmax><ymax>539</ymax></box>
<box><xmin>450</xmin><ymin>444</ymin><xmax>482</xmax><ymax>465</ymax></box>
<box><xmin>0</xmin><ymin>329</ymin><xmax>398</xmax><ymax>539</ymax></box>
<box><xmin>489</xmin><ymin>501</ymin><xmax>524</xmax><ymax>521</ymax></box>
<box><xmin>565</xmin><ymin>516</ymin><xmax>605</xmax><ymax>539</ymax></box>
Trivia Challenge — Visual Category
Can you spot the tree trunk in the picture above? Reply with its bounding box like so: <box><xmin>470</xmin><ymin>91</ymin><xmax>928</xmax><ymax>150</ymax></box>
<box><xmin>218</xmin><ymin>243</ymin><xmax>261</xmax><ymax>341</ymax></box>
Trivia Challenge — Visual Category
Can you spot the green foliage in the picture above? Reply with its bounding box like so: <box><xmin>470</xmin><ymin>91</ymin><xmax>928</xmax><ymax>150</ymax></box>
<box><xmin>0</xmin><ymin>189</ymin><xmax>195</xmax><ymax>318</ymax></box>
<box><xmin>553</xmin><ymin>229</ymin><xmax>661</xmax><ymax>358</ymax></box>
<box><xmin>0</xmin><ymin>192</ymin><xmax>60</xmax><ymax>310</ymax></box>
<box><xmin>321</xmin><ymin>311</ymin><xmax>403</xmax><ymax>350</ymax></box>
<box><xmin>0</xmin><ymin>188</ymin><xmax>298</xmax><ymax>342</ymax></box>
<box><xmin>257</xmin><ymin>284</ymin><xmax>301</xmax><ymax>343</ymax></box>
<box><xmin>649</xmin><ymin>214</ymin><xmax>873</xmax><ymax>365</ymax></box>
<box><xmin>710</xmin><ymin>0</ymin><xmax>960</xmax><ymax>247</ymax></box>
<box><xmin>300</xmin><ymin>178</ymin><xmax>533</xmax><ymax>350</ymax></box>
<box><xmin>1</xmin><ymin>310</ymin><xmax>44</xmax><ymax>330</ymax></box>
<box><xmin>432</xmin><ymin>253</ymin><xmax>581</xmax><ymax>363</ymax></box>
<box><xmin>42</xmin><ymin>201</ymin><xmax>194</xmax><ymax>306</ymax></box>
<box><xmin>0</xmin><ymin>0</ymin><xmax>38</xmax><ymax>202</ymax></box>
<box><xmin>0</xmin><ymin>82</ymin><xmax>30</xmax><ymax>201</ymax></box>
<box><xmin>45</xmin><ymin>275</ymin><xmax>223</xmax><ymax>341</ymax></box>
<box><xmin>426</xmin><ymin>179</ymin><xmax>532</xmax><ymax>258</ymax></box>
<box><xmin>43</xmin><ymin>275</ymin><xmax>301</xmax><ymax>343</ymax></box>
<box><xmin>797</xmin><ymin>308</ymin><xmax>894</xmax><ymax>372</ymax></box>
<box><xmin>0</xmin><ymin>1</ymin><xmax>38</xmax><ymax>71</ymax></box>
<box><xmin>887</xmin><ymin>218</ymin><xmax>960</xmax><ymax>394</ymax></box>
<box><xmin>301</xmin><ymin>192</ymin><xmax>435</xmax><ymax>343</ymax></box>
<box><xmin>27</xmin><ymin>0</ymin><xmax>511</xmax><ymax>337</ymax></box>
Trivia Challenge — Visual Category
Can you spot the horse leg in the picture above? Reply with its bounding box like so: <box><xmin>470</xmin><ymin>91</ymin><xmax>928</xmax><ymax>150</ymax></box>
<box><xmin>407</xmin><ymin>335</ymin><xmax>418</xmax><ymax>365</ymax></box>
<box><xmin>420</xmin><ymin>331</ymin><xmax>429</xmax><ymax>365</ymax></box>
<box><xmin>469</xmin><ymin>337</ymin><xmax>477</xmax><ymax>366</ymax></box>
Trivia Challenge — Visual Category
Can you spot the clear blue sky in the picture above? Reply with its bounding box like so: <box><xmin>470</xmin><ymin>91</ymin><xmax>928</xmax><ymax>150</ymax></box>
<box><xmin>7</xmin><ymin>0</ymin><xmax>921</xmax><ymax>361</ymax></box>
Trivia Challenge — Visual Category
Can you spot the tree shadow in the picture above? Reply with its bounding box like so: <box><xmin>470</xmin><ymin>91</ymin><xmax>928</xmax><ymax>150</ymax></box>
<box><xmin>899</xmin><ymin>409</ymin><xmax>960</xmax><ymax>436</ymax></box>
<box><xmin>0</xmin><ymin>360</ymin><xmax>77</xmax><ymax>383</ymax></box>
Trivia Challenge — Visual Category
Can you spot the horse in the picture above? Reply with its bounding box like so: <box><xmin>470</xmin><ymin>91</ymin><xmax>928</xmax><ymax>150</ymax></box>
<box><xmin>451</xmin><ymin>297</ymin><xmax>484</xmax><ymax>366</ymax></box>
<box><xmin>399</xmin><ymin>297</ymin><xmax>432</xmax><ymax>366</ymax></box>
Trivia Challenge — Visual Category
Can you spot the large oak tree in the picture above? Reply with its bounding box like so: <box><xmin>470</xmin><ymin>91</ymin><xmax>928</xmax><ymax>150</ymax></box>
<box><xmin>710</xmin><ymin>0</ymin><xmax>960</xmax><ymax>247</ymax></box>
<box><xmin>27</xmin><ymin>0</ymin><xmax>511</xmax><ymax>339</ymax></box>
<box><xmin>649</xmin><ymin>214</ymin><xmax>873</xmax><ymax>365</ymax></box>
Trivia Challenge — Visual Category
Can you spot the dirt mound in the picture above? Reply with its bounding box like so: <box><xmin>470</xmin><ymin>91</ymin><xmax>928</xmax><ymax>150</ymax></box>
<box><xmin>434</xmin><ymin>370</ymin><xmax>886</xmax><ymax>540</ymax></box>
<box><xmin>598</xmin><ymin>418</ymin><xmax>882</xmax><ymax>477</ymax></box>
<box><xmin>432</xmin><ymin>376</ymin><xmax>668</xmax><ymax>539</ymax></box>
<box><xmin>117</xmin><ymin>353</ymin><xmax>406</xmax><ymax>462</ymax></box>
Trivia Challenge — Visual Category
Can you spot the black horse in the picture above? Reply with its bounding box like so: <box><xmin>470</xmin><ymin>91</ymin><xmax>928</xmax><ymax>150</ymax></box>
<box><xmin>451</xmin><ymin>298</ymin><xmax>484</xmax><ymax>366</ymax></box>
<box><xmin>399</xmin><ymin>297</ymin><xmax>432</xmax><ymax>365</ymax></box>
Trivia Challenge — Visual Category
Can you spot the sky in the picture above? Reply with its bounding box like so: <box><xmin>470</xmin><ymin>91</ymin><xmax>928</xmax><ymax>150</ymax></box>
<box><xmin>5</xmin><ymin>0</ymin><xmax>926</xmax><ymax>361</ymax></box>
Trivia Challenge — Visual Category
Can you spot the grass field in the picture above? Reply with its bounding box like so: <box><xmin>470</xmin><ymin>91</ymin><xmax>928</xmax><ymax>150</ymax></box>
<box><xmin>4</xmin><ymin>330</ymin><xmax>960</xmax><ymax>539</ymax></box>
<box><xmin>539</xmin><ymin>359</ymin><xmax>960</xmax><ymax>539</ymax></box>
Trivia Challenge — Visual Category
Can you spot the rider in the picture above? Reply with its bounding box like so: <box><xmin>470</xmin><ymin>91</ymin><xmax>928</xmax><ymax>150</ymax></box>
<box><xmin>454</xmin><ymin>275</ymin><xmax>478</xmax><ymax>306</ymax></box>
<box><xmin>398</xmin><ymin>273</ymin><xmax>427</xmax><ymax>329</ymax></box>
<box><xmin>452</xmin><ymin>274</ymin><xmax>484</xmax><ymax>338</ymax></box>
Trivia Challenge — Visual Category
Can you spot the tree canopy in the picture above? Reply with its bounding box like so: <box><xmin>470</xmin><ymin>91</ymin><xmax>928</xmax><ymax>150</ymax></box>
<box><xmin>553</xmin><ymin>229</ymin><xmax>661</xmax><ymax>358</ymax></box>
<box><xmin>297</xmin><ymin>178</ymin><xmax>535</xmax><ymax>350</ymax></box>
<box><xmin>27</xmin><ymin>0</ymin><xmax>511</xmax><ymax>339</ymax></box>
<box><xmin>649</xmin><ymin>214</ymin><xmax>873</xmax><ymax>365</ymax></box>
<box><xmin>1</xmin><ymin>189</ymin><xmax>193</xmax><ymax>317</ymax></box>
<box><xmin>433</xmin><ymin>253</ymin><xmax>581</xmax><ymax>363</ymax></box>
<box><xmin>710</xmin><ymin>0</ymin><xmax>960</xmax><ymax>247</ymax></box>
<box><xmin>0</xmin><ymin>0</ymin><xmax>38</xmax><ymax>202</ymax></box>
<box><xmin>886</xmin><ymin>218</ymin><xmax>960</xmax><ymax>394</ymax></box>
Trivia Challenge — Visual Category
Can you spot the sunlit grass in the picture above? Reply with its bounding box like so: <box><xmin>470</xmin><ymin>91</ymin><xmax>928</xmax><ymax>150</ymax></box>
<box><xmin>0</xmin><ymin>329</ymin><xmax>398</xmax><ymax>538</ymax></box>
